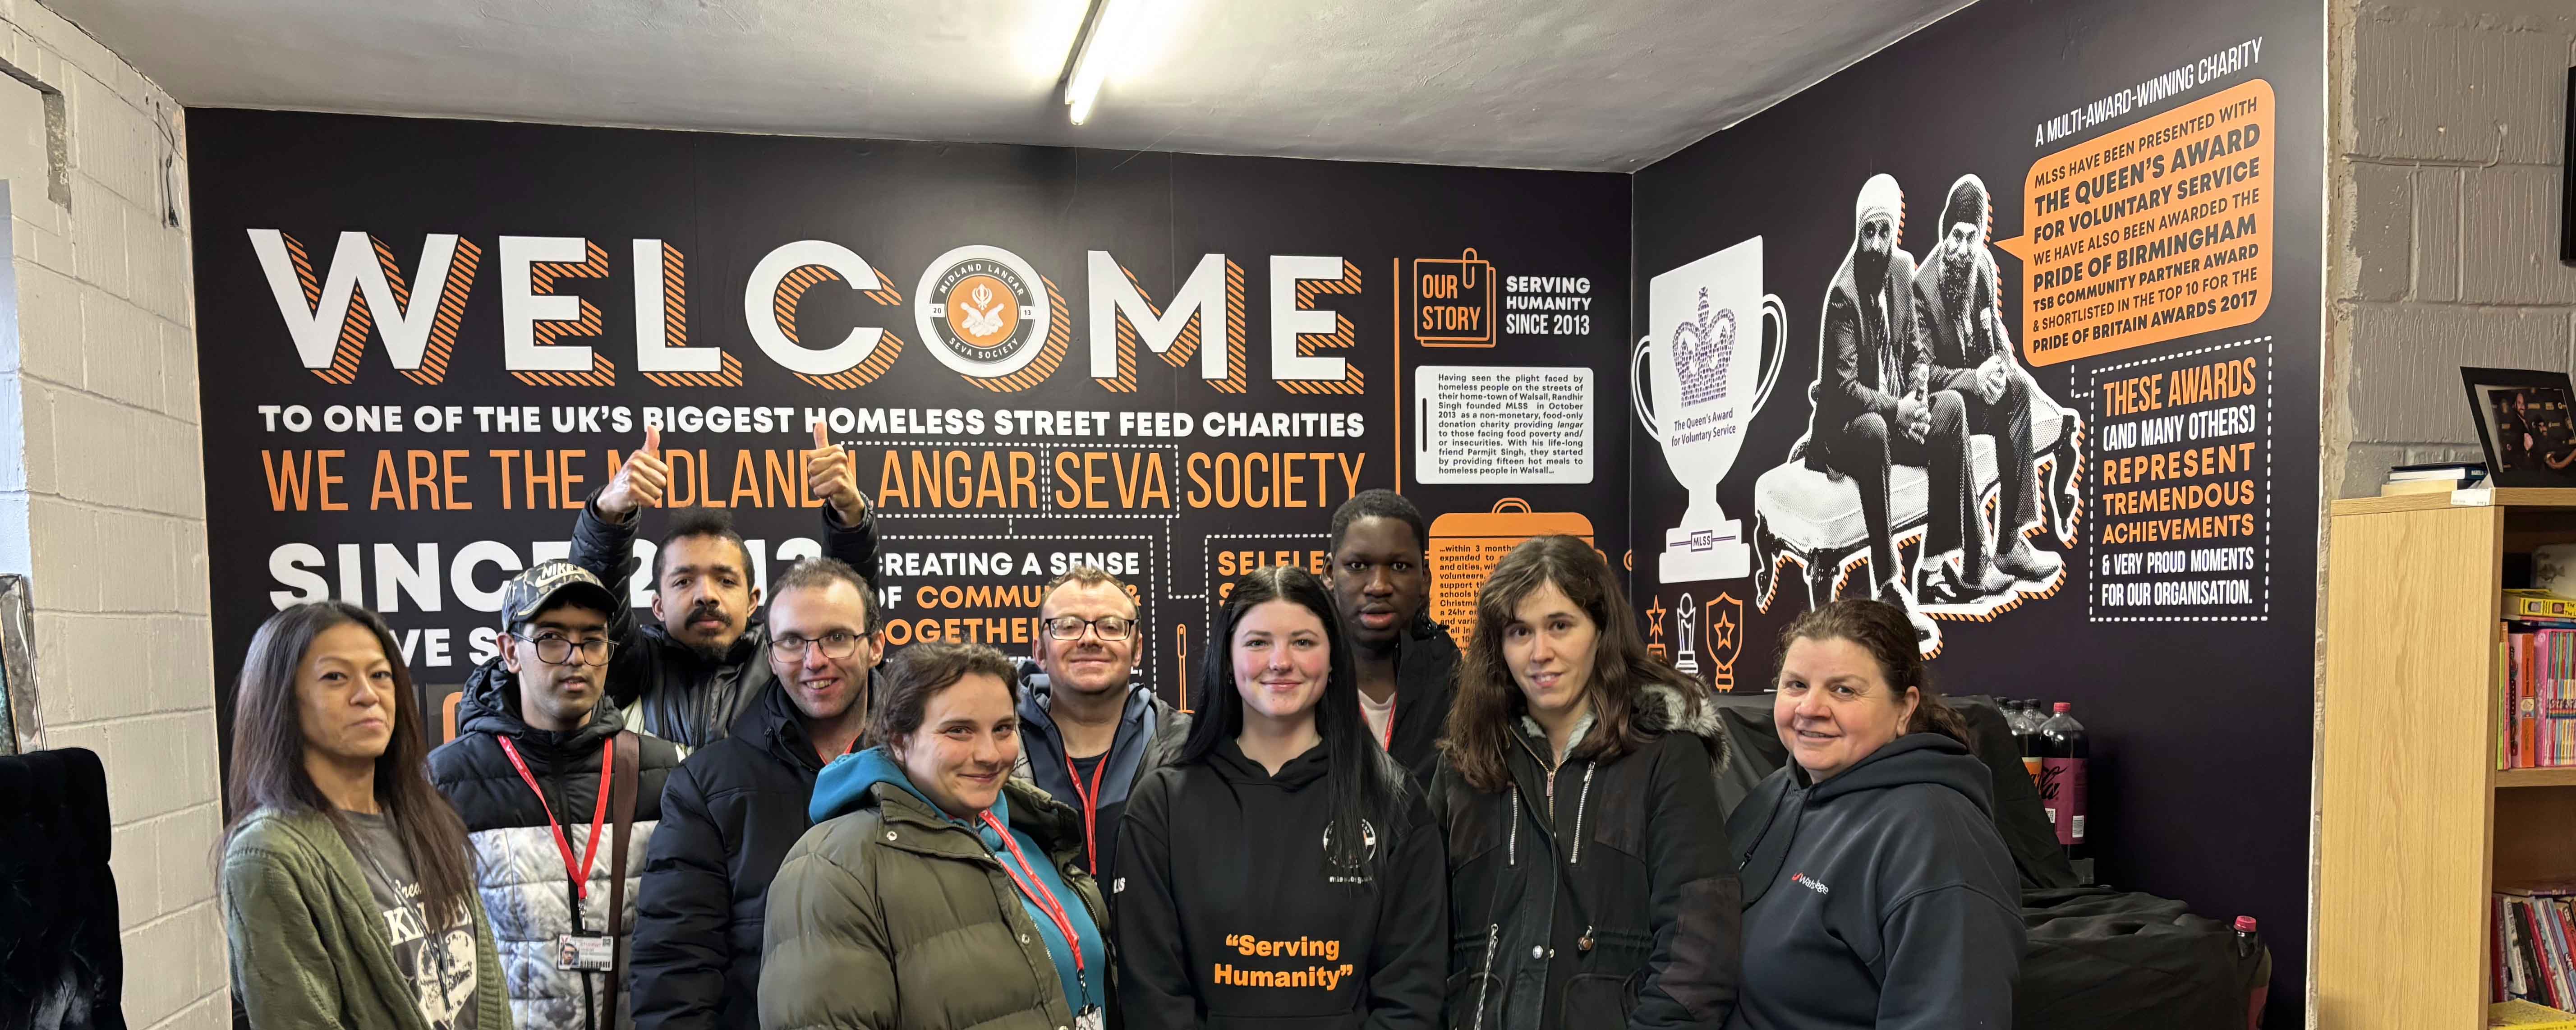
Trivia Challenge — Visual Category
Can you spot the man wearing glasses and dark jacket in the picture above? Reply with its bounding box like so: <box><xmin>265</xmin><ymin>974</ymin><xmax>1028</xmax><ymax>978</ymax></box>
<box><xmin>1009</xmin><ymin>566</ymin><xmax>1189</xmax><ymax>881</ymax></box>
<box><xmin>627</xmin><ymin>557</ymin><xmax>885</xmax><ymax>1030</ymax></box>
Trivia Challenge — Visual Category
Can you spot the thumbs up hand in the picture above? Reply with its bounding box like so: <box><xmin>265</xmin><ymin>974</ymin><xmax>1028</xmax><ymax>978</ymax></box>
<box><xmin>599</xmin><ymin>427</ymin><xmax>669</xmax><ymax>520</ymax></box>
<box><xmin>805</xmin><ymin>422</ymin><xmax>865</xmax><ymax>524</ymax></box>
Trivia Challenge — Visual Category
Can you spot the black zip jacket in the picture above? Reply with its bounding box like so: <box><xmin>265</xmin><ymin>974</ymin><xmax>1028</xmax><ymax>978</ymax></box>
<box><xmin>625</xmin><ymin>678</ymin><xmax>872</xmax><ymax>1030</ymax></box>
<box><xmin>1724</xmin><ymin>733</ymin><xmax>2023</xmax><ymax>1030</ymax></box>
<box><xmin>1114</xmin><ymin>738</ymin><xmax>1448</xmax><ymax>1030</ymax></box>
<box><xmin>570</xmin><ymin>490</ymin><xmax>879</xmax><ymax>749</ymax></box>
<box><xmin>1381</xmin><ymin>621</ymin><xmax>1460</xmax><ymax>789</ymax></box>
<box><xmin>1431</xmin><ymin>685</ymin><xmax>1741</xmax><ymax>1030</ymax></box>
<box><xmin>1010</xmin><ymin>658</ymin><xmax>1192</xmax><ymax>881</ymax></box>
<box><xmin>427</xmin><ymin>659</ymin><xmax>682</xmax><ymax>1030</ymax></box>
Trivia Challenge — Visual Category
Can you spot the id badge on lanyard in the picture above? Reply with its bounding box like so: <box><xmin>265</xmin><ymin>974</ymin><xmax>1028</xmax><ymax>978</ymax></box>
<box><xmin>556</xmin><ymin>931</ymin><xmax>613</xmax><ymax>972</ymax></box>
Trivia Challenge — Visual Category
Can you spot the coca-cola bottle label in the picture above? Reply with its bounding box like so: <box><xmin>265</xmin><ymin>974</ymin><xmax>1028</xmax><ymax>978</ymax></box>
<box><xmin>2038</xmin><ymin>757</ymin><xmax>2087</xmax><ymax>844</ymax></box>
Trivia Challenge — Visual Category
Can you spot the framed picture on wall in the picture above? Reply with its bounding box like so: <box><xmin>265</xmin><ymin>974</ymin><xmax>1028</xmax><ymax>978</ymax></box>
<box><xmin>2563</xmin><ymin>67</ymin><xmax>2576</xmax><ymax>264</ymax></box>
<box><xmin>2464</xmin><ymin>367</ymin><xmax>2576</xmax><ymax>487</ymax></box>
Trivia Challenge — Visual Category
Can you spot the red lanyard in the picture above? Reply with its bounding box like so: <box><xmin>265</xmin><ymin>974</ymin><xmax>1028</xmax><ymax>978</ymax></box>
<box><xmin>496</xmin><ymin>736</ymin><xmax>614</xmax><ymax>901</ymax></box>
<box><xmin>1061</xmin><ymin>751</ymin><xmax>1112</xmax><ymax>875</ymax></box>
<box><xmin>1380</xmin><ymin>694</ymin><xmax>1397</xmax><ymax>752</ymax></box>
<box><xmin>982</xmin><ymin>812</ymin><xmax>1085</xmax><ymax>978</ymax></box>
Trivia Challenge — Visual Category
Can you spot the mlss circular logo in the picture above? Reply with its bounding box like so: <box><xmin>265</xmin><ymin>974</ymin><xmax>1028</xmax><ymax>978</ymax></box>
<box><xmin>916</xmin><ymin>245</ymin><xmax>1049</xmax><ymax>378</ymax></box>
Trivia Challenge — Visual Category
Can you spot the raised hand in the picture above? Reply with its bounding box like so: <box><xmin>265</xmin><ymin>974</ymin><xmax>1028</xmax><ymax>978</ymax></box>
<box><xmin>805</xmin><ymin>421</ymin><xmax>866</xmax><ymax>523</ymax></box>
<box><xmin>599</xmin><ymin>427</ymin><xmax>669</xmax><ymax>520</ymax></box>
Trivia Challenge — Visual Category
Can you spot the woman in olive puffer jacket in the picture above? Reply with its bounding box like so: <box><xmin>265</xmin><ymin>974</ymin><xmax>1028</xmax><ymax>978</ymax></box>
<box><xmin>760</xmin><ymin>643</ymin><xmax>1110</xmax><ymax>1030</ymax></box>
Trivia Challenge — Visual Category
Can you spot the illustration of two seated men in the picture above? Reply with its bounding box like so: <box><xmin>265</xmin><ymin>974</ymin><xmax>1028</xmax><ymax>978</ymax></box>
<box><xmin>1760</xmin><ymin>173</ymin><xmax>2079</xmax><ymax>644</ymax></box>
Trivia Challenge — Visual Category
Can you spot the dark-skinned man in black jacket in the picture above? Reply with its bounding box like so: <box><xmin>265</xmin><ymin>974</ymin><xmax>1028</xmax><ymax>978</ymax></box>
<box><xmin>1326</xmin><ymin>489</ymin><xmax>1457</xmax><ymax>788</ymax></box>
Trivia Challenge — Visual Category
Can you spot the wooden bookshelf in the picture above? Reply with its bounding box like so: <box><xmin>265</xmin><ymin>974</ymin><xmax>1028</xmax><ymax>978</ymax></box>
<box><xmin>2498</xmin><ymin>768</ymin><xmax>2576</xmax><ymax>789</ymax></box>
<box><xmin>2317</xmin><ymin>492</ymin><xmax>2576</xmax><ymax>1027</ymax></box>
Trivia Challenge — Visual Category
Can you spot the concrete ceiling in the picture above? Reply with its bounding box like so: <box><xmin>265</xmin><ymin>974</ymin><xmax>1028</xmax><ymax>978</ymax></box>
<box><xmin>40</xmin><ymin>0</ymin><xmax>1975</xmax><ymax>172</ymax></box>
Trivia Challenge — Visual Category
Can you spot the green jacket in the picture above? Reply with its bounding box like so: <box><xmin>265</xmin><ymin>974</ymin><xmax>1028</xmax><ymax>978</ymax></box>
<box><xmin>223</xmin><ymin>806</ymin><xmax>513</xmax><ymax>1030</ymax></box>
<box><xmin>760</xmin><ymin>778</ymin><xmax>1109</xmax><ymax>1030</ymax></box>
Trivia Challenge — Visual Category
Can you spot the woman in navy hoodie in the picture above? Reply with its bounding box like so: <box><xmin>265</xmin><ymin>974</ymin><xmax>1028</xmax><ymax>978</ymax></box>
<box><xmin>1113</xmin><ymin>565</ymin><xmax>1448</xmax><ymax>1030</ymax></box>
<box><xmin>1725</xmin><ymin>599</ymin><xmax>2024</xmax><ymax>1030</ymax></box>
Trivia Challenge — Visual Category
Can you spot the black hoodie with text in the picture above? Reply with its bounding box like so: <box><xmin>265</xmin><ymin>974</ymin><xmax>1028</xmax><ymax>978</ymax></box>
<box><xmin>1723</xmin><ymin>732</ymin><xmax>2023</xmax><ymax>1030</ymax></box>
<box><xmin>1113</xmin><ymin>737</ymin><xmax>1447</xmax><ymax>1030</ymax></box>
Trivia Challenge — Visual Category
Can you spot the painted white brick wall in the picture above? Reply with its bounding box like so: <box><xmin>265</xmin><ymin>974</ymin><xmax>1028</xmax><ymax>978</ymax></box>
<box><xmin>2328</xmin><ymin>0</ymin><xmax>2576</xmax><ymax>499</ymax></box>
<box><xmin>0</xmin><ymin>2</ymin><xmax>223</xmax><ymax>1029</ymax></box>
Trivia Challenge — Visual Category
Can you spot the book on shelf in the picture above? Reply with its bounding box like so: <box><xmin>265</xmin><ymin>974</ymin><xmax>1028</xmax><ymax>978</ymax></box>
<box><xmin>2497</xmin><ymin>891</ymin><xmax>2576</xmax><ymax>1010</ymax></box>
<box><xmin>2495</xmin><ymin>998</ymin><xmax>2576</xmax><ymax>1028</ymax></box>
<box><xmin>2392</xmin><ymin>460</ymin><xmax>2488</xmax><ymax>480</ymax></box>
<box><xmin>2498</xmin><ymin>617</ymin><xmax>2576</xmax><ymax>770</ymax></box>
<box><xmin>2512</xmin><ymin>592</ymin><xmax>2576</xmax><ymax>622</ymax></box>
<box><xmin>2382</xmin><ymin>461</ymin><xmax>2488</xmax><ymax>495</ymax></box>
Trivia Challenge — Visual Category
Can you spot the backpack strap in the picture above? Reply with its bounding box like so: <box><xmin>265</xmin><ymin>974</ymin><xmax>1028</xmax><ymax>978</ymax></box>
<box><xmin>603</xmin><ymin>730</ymin><xmax>641</xmax><ymax>1025</ymax></box>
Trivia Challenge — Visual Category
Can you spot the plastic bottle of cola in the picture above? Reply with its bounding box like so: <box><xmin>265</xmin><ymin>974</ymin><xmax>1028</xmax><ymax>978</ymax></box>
<box><xmin>2234</xmin><ymin>917</ymin><xmax>2268</xmax><ymax>1027</ymax></box>
<box><xmin>2037</xmin><ymin>703</ymin><xmax>2089</xmax><ymax>861</ymax></box>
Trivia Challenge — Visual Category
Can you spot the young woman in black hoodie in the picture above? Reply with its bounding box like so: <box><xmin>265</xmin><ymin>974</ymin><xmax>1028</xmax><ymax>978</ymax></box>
<box><xmin>1114</xmin><ymin>565</ymin><xmax>1448</xmax><ymax>1029</ymax></box>
<box><xmin>1433</xmin><ymin>534</ymin><xmax>1741</xmax><ymax>1030</ymax></box>
<box><xmin>1725</xmin><ymin>599</ymin><xmax>2023</xmax><ymax>1030</ymax></box>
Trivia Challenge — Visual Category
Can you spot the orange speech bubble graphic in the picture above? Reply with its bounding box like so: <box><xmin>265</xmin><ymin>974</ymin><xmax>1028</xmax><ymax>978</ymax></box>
<box><xmin>1998</xmin><ymin>79</ymin><xmax>2273</xmax><ymax>366</ymax></box>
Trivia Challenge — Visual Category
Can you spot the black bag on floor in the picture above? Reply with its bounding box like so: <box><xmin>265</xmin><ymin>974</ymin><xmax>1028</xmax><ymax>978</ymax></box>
<box><xmin>2017</xmin><ymin>887</ymin><xmax>2270</xmax><ymax>1030</ymax></box>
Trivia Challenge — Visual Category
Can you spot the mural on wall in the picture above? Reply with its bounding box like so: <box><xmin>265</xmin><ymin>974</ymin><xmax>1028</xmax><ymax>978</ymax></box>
<box><xmin>185</xmin><ymin>109</ymin><xmax>1630</xmax><ymax>743</ymax></box>
<box><xmin>1629</xmin><ymin>0</ymin><xmax>2318</xmax><ymax>1023</ymax></box>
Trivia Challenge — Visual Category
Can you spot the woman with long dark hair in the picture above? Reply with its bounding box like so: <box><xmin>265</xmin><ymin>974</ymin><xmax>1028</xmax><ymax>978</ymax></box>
<box><xmin>1114</xmin><ymin>565</ymin><xmax>1446</xmax><ymax>1029</ymax></box>
<box><xmin>1724</xmin><ymin>598</ymin><xmax>2020</xmax><ymax>1029</ymax></box>
<box><xmin>1434</xmin><ymin>535</ymin><xmax>1740</xmax><ymax>1029</ymax></box>
<box><xmin>222</xmin><ymin>602</ymin><xmax>508</xmax><ymax>1030</ymax></box>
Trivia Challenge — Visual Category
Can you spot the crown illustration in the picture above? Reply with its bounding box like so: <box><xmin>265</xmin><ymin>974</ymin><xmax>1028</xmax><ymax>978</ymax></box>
<box><xmin>1671</xmin><ymin>287</ymin><xmax>1734</xmax><ymax>409</ymax></box>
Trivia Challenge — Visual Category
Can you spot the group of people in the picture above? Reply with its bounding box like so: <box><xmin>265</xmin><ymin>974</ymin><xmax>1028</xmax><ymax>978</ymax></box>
<box><xmin>220</xmin><ymin>428</ymin><xmax>2026</xmax><ymax>1030</ymax></box>
<box><xmin>1803</xmin><ymin>171</ymin><xmax>2066</xmax><ymax>641</ymax></box>
<box><xmin>2493</xmin><ymin>388</ymin><xmax>2576</xmax><ymax>474</ymax></box>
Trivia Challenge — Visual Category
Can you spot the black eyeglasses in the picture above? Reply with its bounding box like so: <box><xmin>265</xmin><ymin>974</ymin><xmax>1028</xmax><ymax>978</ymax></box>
<box><xmin>517</xmin><ymin>634</ymin><xmax>614</xmax><ymax>667</ymax></box>
<box><xmin>1044</xmin><ymin>616</ymin><xmax>1134</xmax><ymax>641</ymax></box>
<box><xmin>771</xmin><ymin>630</ymin><xmax>865</xmax><ymax>661</ymax></box>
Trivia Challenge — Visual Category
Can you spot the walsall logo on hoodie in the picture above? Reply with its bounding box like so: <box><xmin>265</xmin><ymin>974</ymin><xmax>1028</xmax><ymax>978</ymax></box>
<box><xmin>1792</xmin><ymin>872</ymin><xmax>1831</xmax><ymax>895</ymax></box>
<box><xmin>1321</xmin><ymin>819</ymin><xmax>1378</xmax><ymax>884</ymax></box>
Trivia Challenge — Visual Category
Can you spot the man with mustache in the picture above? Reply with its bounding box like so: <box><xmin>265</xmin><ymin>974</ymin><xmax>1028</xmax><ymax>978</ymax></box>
<box><xmin>575</xmin><ymin>423</ymin><xmax>880</xmax><ymax>750</ymax></box>
<box><xmin>1325</xmin><ymin>489</ymin><xmax>1454</xmax><ymax>787</ymax></box>
<box><xmin>1802</xmin><ymin>173</ymin><xmax>1956</xmax><ymax>643</ymax></box>
<box><xmin>1910</xmin><ymin>173</ymin><xmax>2064</xmax><ymax>598</ymax></box>
<box><xmin>430</xmin><ymin>561</ymin><xmax>683</xmax><ymax>1030</ymax></box>
<box><xmin>1009</xmin><ymin>566</ymin><xmax>1189</xmax><ymax>880</ymax></box>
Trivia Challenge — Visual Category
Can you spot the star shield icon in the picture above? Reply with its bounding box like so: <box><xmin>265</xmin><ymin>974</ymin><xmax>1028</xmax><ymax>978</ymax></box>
<box><xmin>1705</xmin><ymin>593</ymin><xmax>1744</xmax><ymax>690</ymax></box>
<box><xmin>1644</xmin><ymin>596</ymin><xmax>1670</xmax><ymax>662</ymax></box>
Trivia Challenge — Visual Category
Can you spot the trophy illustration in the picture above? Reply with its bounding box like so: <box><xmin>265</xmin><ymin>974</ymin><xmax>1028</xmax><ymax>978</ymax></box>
<box><xmin>1674</xmin><ymin>592</ymin><xmax>1700</xmax><ymax>678</ymax></box>
<box><xmin>1633</xmin><ymin>237</ymin><xmax>1789</xmax><ymax>584</ymax></box>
